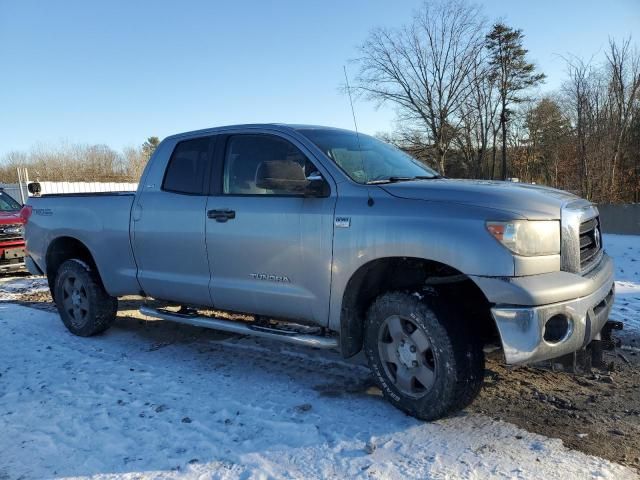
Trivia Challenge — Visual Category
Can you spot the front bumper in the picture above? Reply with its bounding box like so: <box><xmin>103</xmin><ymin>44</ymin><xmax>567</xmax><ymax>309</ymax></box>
<box><xmin>0</xmin><ymin>241</ymin><xmax>26</xmax><ymax>273</ymax></box>
<box><xmin>483</xmin><ymin>254</ymin><xmax>615</xmax><ymax>364</ymax></box>
<box><xmin>0</xmin><ymin>260</ymin><xmax>26</xmax><ymax>272</ymax></box>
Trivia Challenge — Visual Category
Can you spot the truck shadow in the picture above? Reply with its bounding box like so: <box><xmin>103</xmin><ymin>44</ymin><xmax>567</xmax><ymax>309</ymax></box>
<box><xmin>113</xmin><ymin>301</ymin><xmax>378</xmax><ymax>399</ymax></box>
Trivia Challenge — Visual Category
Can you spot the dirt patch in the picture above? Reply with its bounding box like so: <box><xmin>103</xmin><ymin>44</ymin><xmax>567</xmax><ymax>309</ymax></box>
<box><xmin>471</xmin><ymin>351</ymin><xmax>640</xmax><ymax>470</ymax></box>
<box><xmin>12</xmin><ymin>290</ymin><xmax>52</xmax><ymax>303</ymax></box>
<box><xmin>5</xmin><ymin>285</ymin><xmax>640</xmax><ymax>471</ymax></box>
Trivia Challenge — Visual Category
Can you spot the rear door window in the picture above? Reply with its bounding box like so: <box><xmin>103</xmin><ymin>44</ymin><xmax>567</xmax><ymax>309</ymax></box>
<box><xmin>163</xmin><ymin>136</ymin><xmax>214</xmax><ymax>194</ymax></box>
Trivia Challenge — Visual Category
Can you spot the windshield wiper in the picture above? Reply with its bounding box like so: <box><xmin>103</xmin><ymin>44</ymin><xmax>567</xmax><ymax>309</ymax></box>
<box><xmin>366</xmin><ymin>176</ymin><xmax>413</xmax><ymax>184</ymax></box>
<box><xmin>366</xmin><ymin>175</ymin><xmax>441</xmax><ymax>185</ymax></box>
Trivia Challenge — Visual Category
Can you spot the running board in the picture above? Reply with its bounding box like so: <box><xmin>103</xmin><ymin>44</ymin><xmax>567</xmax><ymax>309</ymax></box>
<box><xmin>139</xmin><ymin>306</ymin><xmax>338</xmax><ymax>350</ymax></box>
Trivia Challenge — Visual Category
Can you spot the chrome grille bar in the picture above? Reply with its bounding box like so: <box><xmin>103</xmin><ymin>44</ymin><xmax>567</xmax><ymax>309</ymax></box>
<box><xmin>560</xmin><ymin>200</ymin><xmax>600</xmax><ymax>274</ymax></box>
<box><xmin>579</xmin><ymin>216</ymin><xmax>602</xmax><ymax>271</ymax></box>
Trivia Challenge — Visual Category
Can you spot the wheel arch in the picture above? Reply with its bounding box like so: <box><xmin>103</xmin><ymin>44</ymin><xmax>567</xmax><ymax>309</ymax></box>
<box><xmin>338</xmin><ymin>256</ymin><xmax>499</xmax><ymax>358</ymax></box>
<box><xmin>45</xmin><ymin>236</ymin><xmax>103</xmax><ymax>299</ymax></box>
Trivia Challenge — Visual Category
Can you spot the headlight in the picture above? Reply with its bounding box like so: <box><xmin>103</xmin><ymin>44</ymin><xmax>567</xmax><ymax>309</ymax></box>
<box><xmin>486</xmin><ymin>220</ymin><xmax>560</xmax><ymax>256</ymax></box>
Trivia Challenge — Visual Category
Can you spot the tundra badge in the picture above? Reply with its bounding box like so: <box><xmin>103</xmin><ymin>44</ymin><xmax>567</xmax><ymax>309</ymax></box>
<box><xmin>250</xmin><ymin>273</ymin><xmax>291</xmax><ymax>283</ymax></box>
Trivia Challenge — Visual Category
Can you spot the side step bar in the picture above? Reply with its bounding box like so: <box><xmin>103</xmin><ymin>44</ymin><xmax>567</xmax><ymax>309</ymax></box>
<box><xmin>139</xmin><ymin>306</ymin><xmax>338</xmax><ymax>350</ymax></box>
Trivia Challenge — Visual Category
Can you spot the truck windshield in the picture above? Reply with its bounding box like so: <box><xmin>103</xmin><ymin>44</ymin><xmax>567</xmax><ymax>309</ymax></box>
<box><xmin>297</xmin><ymin>128</ymin><xmax>439</xmax><ymax>184</ymax></box>
<box><xmin>0</xmin><ymin>191</ymin><xmax>21</xmax><ymax>211</ymax></box>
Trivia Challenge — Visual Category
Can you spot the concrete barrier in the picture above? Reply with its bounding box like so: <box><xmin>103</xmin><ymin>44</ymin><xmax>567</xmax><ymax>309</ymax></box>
<box><xmin>597</xmin><ymin>204</ymin><xmax>640</xmax><ymax>235</ymax></box>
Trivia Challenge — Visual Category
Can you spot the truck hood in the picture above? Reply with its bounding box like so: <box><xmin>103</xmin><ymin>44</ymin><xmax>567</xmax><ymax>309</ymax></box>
<box><xmin>0</xmin><ymin>210</ymin><xmax>23</xmax><ymax>225</ymax></box>
<box><xmin>380</xmin><ymin>179</ymin><xmax>580</xmax><ymax>219</ymax></box>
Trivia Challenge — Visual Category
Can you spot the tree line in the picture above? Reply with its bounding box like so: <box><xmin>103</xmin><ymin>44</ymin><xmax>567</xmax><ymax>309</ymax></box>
<box><xmin>0</xmin><ymin>137</ymin><xmax>159</xmax><ymax>184</ymax></box>
<box><xmin>1</xmin><ymin>1</ymin><xmax>637</xmax><ymax>203</ymax></box>
<box><xmin>355</xmin><ymin>0</ymin><xmax>639</xmax><ymax>203</ymax></box>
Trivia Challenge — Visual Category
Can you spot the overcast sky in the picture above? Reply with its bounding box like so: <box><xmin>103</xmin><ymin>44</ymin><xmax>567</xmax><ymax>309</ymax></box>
<box><xmin>0</xmin><ymin>0</ymin><xmax>638</xmax><ymax>157</ymax></box>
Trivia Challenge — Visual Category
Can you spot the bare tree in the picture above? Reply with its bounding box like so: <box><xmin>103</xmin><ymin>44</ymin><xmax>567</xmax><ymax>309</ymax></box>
<box><xmin>123</xmin><ymin>146</ymin><xmax>147</xmax><ymax>180</ymax></box>
<box><xmin>525</xmin><ymin>97</ymin><xmax>572</xmax><ymax>187</ymax></box>
<box><xmin>562</xmin><ymin>56</ymin><xmax>593</xmax><ymax>197</ymax></box>
<box><xmin>353</xmin><ymin>0</ymin><xmax>485</xmax><ymax>175</ymax></box>
<box><xmin>376</xmin><ymin>129</ymin><xmax>438</xmax><ymax>169</ymax></box>
<box><xmin>628</xmin><ymin>105</ymin><xmax>640</xmax><ymax>202</ymax></box>
<box><xmin>459</xmin><ymin>54</ymin><xmax>501</xmax><ymax>177</ymax></box>
<box><xmin>0</xmin><ymin>141</ymin><xmax>149</xmax><ymax>183</ymax></box>
<box><xmin>605</xmin><ymin>37</ymin><xmax>640</xmax><ymax>193</ymax></box>
<box><xmin>561</xmin><ymin>38</ymin><xmax>640</xmax><ymax>202</ymax></box>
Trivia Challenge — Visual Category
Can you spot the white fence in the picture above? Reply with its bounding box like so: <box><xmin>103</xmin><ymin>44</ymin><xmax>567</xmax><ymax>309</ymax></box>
<box><xmin>1</xmin><ymin>181</ymin><xmax>138</xmax><ymax>202</ymax></box>
<box><xmin>35</xmin><ymin>181</ymin><xmax>138</xmax><ymax>195</ymax></box>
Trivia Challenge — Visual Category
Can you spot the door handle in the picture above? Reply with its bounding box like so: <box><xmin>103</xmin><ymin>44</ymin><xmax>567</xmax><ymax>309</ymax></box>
<box><xmin>207</xmin><ymin>209</ymin><xmax>236</xmax><ymax>222</ymax></box>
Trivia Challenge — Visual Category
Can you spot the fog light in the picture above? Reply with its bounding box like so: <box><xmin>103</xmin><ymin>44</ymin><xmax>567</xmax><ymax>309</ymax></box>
<box><xmin>544</xmin><ymin>314</ymin><xmax>571</xmax><ymax>343</ymax></box>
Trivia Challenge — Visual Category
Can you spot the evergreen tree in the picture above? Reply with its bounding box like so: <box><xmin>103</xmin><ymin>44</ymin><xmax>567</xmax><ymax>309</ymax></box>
<box><xmin>142</xmin><ymin>136</ymin><xmax>160</xmax><ymax>160</ymax></box>
<box><xmin>486</xmin><ymin>23</ymin><xmax>545</xmax><ymax>180</ymax></box>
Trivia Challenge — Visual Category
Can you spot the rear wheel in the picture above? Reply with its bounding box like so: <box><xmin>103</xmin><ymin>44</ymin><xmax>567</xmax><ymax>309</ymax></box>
<box><xmin>364</xmin><ymin>291</ymin><xmax>484</xmax><ymax>420</ymax></box>
<box><xmin>54</xmin><ymin>259</ymin><xmax>118</xmax><ymax>336</ymax></box>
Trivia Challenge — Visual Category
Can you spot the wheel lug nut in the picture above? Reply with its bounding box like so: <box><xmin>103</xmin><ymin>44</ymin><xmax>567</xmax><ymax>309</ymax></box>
<box><xmin>410</xmin><ymin>346</ymin><xmax>416</xmax><ymax>353</ymax></box>
<box><xmin>412</xmin><ymin>360</ymin><xmax>418</xmax><ymax>367</ymax></box>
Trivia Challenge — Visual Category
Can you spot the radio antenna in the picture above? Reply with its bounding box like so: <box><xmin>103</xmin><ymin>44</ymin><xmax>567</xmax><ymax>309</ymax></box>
<box><xmin>343</xmin><ymin>65</ymin><xmax>362</xmax><ymax>149</ymax></box>
<box><xmin>343</xmin><ymin>65</ymin><xmax>371</xmax><ymax>204</ymax></box>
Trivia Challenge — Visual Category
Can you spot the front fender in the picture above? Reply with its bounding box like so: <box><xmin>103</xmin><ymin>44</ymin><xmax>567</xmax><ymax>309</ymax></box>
<box><xmin>328</xmin><ymin>186</ymin><xmax>517</xmax><ymax>332</ymax></box>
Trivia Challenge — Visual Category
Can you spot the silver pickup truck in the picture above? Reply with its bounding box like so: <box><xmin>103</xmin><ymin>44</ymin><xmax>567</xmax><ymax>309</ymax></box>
<box><xmin>24</xmin><ymin>124</ymin><xmax>616</xmax><ymax>420</ymax></box>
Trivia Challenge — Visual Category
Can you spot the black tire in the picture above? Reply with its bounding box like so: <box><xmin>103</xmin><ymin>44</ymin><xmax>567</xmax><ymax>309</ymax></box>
<box><xmin>53</xmin><ymin>259</ymin><xmax>118</xmax><ymax>336</ymax></box>
<box><xmin>364</xmin><ymin>291</ymin><xmax>484</xmax><ymax>421</ymax></box>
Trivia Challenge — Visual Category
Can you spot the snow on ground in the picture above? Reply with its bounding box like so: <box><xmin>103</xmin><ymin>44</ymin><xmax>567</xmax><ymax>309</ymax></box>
<box><xmin>0</xmin><ymin>234</ymin><xmax>638</xmax><ymax>479</ymax></box>
<box><xmin>0</xmin><ymin>275</ymin><xmax>48</xmax><ymax>300</ymax></box>
<box><xmin>0</xmin><ymin>303</ymin><xmax>634</xmax><ymax>480</ymax></box>
<box><xmin>606</xmin><ymin>234</ymin><xmax>640</xmax><ymax>338</ymax></box>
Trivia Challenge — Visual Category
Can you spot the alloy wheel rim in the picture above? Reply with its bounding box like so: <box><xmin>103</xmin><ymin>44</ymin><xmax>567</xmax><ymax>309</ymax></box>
<box><xmin>377</xmin><ymin>314</ymin><xmax>437</xmax><ymax>398</ymax></box>
<box><xmin>61</xmin><ymin>275</ymin><xmax>89</xmax><ymax>327</ymax></box>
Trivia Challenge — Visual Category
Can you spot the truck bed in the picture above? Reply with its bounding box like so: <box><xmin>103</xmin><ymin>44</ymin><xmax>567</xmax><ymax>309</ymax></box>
<box><xmin>26</xmin><ymin>193</ymin><xmax>140</xmax><ymax>296</ymax></box>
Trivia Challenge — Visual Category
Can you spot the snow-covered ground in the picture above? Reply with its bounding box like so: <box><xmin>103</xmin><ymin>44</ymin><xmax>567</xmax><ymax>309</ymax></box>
<box><xmin>0</xmin><ymin>276</ymin><xmax>49</xmax><ymax>300</ymax></box>
<box><xmin>0</xmin><ymin>234</ymin><xmax>638</xmax><ymax>480</ymax></box>
<box><xmin>606</xmin><ymin>234</ymin><xmax>640</xmax><ymax>338</ymax></box>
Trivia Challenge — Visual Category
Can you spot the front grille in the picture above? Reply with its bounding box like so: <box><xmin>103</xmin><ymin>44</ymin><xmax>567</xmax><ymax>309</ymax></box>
<box><xmin>579</xmin><ymin>217</ymin><xmax>602</xmax><ymax>270</ymax></box>
<box><xmin>0</xmin><ymin>223</ymin><xmax>24</xmax><ymax>242</ymax></box>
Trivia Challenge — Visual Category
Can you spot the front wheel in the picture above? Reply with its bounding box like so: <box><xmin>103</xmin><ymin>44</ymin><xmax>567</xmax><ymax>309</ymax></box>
<box><xmin>54</xmin><ymin>259</ymin><xmax>118</xmax><ymax>336</ymax></box>
<box><xmin>364</xmin><ymin>292</ymin><xmax>484</xmax><ymax>420</ymax></box>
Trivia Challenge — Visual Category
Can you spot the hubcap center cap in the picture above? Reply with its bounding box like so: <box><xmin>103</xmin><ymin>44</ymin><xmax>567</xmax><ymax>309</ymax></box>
<box><xmin>397</xmin><ymin>339</ymin><xmax>418</xmax><ymax>368</ymax></box>
<box><xmin>71</xmin><ymin>289</ymin><xmax>82</xmax><ymax>307</ymax></box>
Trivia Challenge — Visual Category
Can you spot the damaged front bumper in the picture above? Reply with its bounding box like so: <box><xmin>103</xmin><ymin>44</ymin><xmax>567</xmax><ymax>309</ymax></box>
<box><xmin>474</xmin><ymin>254</ymin><xmax>616</xmax><ymax>365</ymax></box>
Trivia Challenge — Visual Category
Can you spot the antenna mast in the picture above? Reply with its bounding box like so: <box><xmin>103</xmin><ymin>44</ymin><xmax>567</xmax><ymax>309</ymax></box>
<box><xmin>343</xmin><ymin>65</ymin><xmax>373</xmax><ymax>205</ymax></box>
<box><xmin>343</xmin><ymin>66</ymin><xmax>362</xmax><ymax>143</ymax></box>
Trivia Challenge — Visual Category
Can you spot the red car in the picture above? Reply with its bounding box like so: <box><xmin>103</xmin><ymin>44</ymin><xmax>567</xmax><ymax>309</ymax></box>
<box><xmin>0</xmin><ymin>189</ymin><xmax>27</xmax><ymax>272</ymax></box>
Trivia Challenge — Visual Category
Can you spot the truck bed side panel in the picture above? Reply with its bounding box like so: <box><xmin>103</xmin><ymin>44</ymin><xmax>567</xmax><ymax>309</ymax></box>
<box><xmin>26</xmin><ymin>194</ymin><xmax>140</xmax><ymax>296</ymax></box>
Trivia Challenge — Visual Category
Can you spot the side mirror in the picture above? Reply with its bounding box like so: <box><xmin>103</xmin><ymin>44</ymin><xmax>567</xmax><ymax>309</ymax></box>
<box><xmin>304</xmin><ymin>173</ymin><xmax>330</xmax><ymax>198</ymax></box>
<box><xmin>28</xmin><ymin>182</ymin><xmax>42</xmax><ymax>196</ymax></box>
